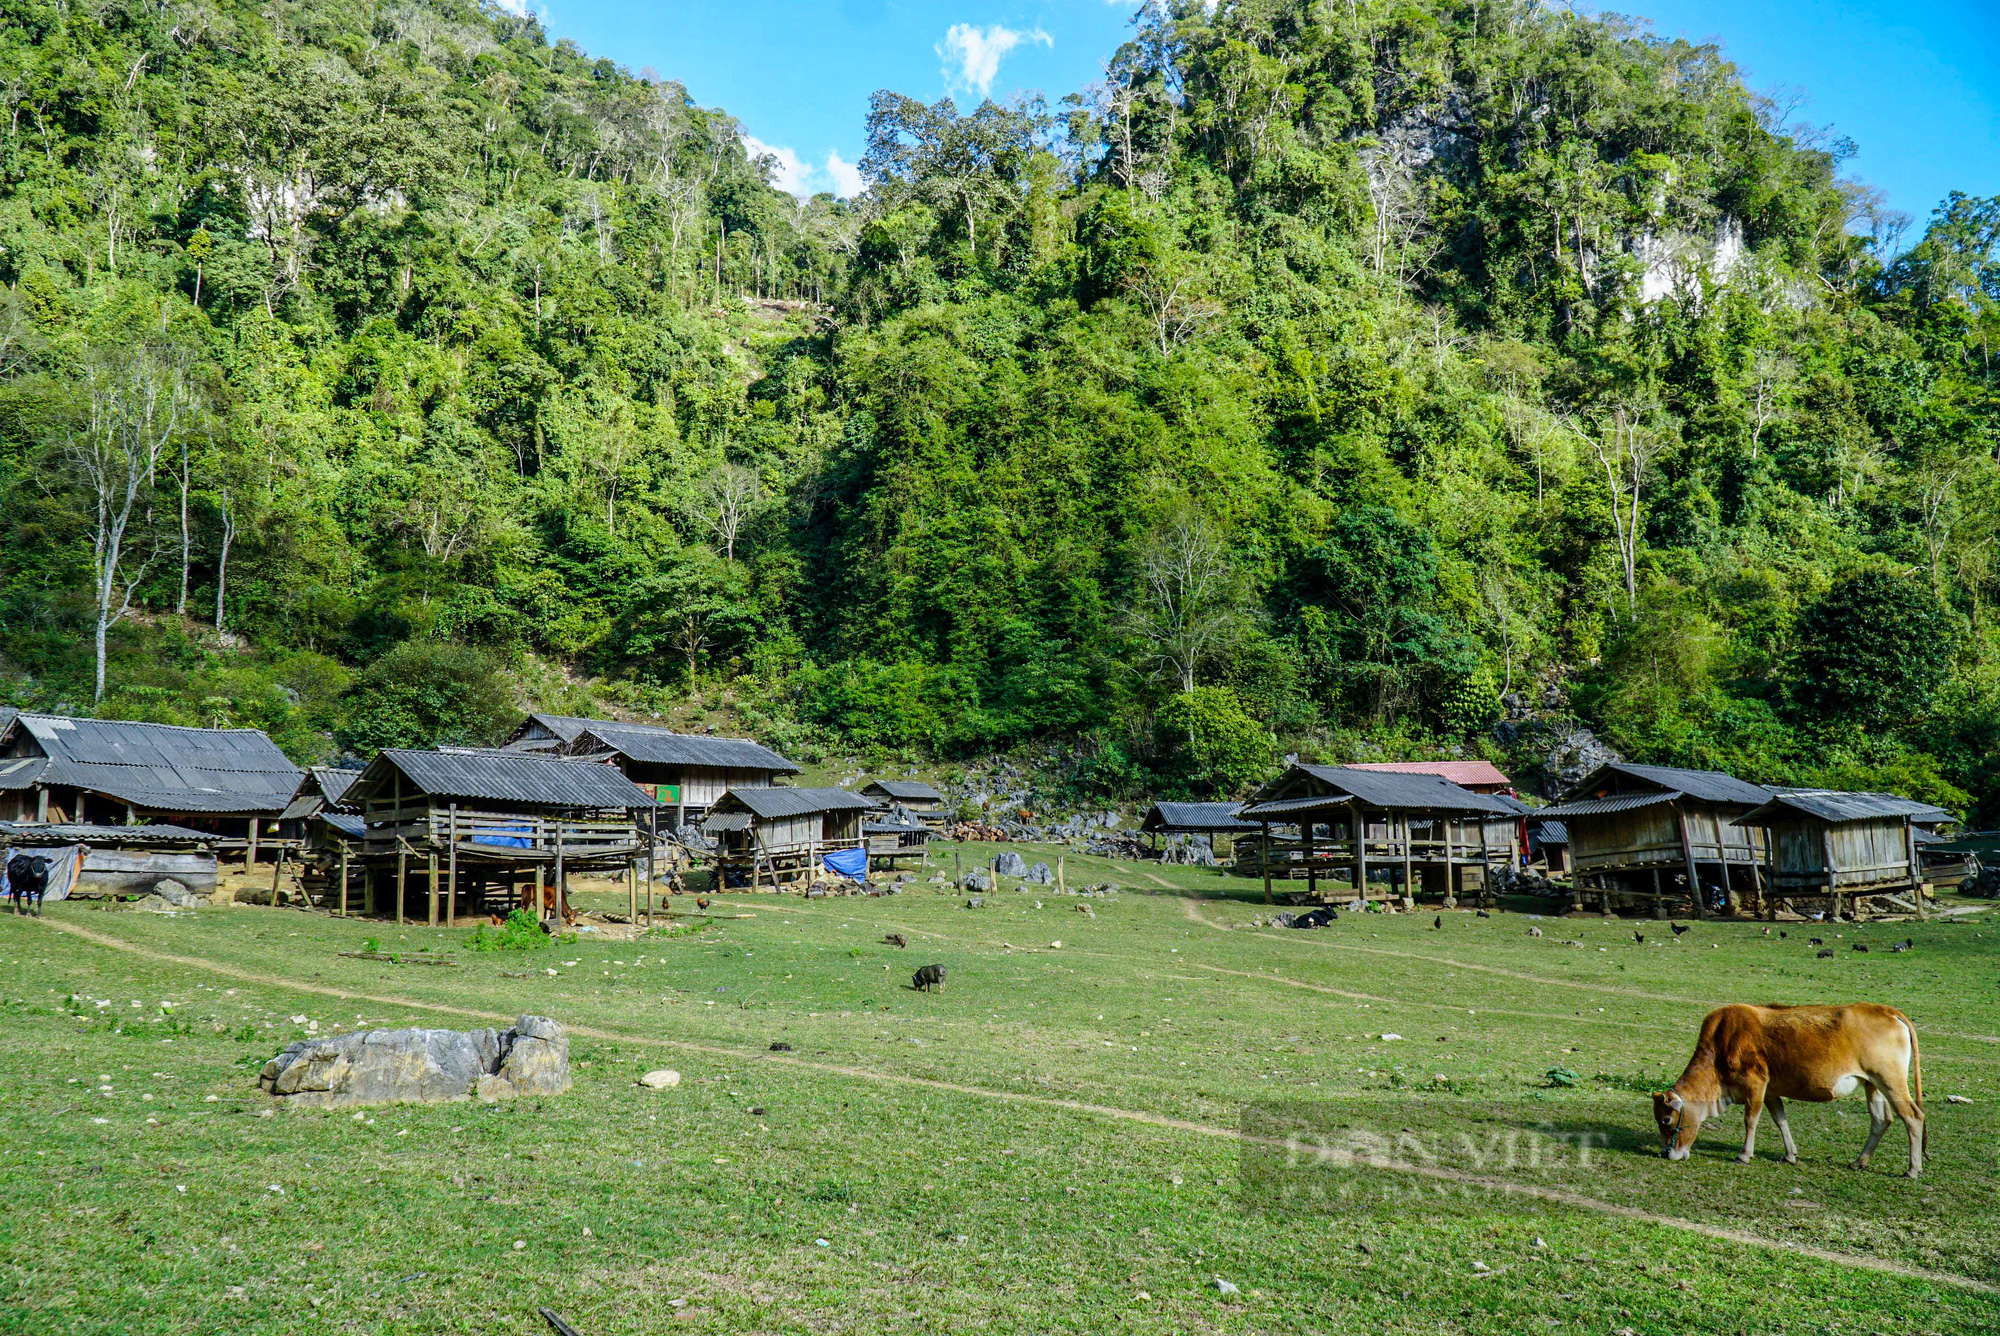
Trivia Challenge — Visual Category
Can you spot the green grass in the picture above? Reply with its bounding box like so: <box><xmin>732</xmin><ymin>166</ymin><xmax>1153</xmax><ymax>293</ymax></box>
<box><xmin>1</xmin><ymin>843</ymin><xmax>1996</xmax><ymax>1334</ymax></box>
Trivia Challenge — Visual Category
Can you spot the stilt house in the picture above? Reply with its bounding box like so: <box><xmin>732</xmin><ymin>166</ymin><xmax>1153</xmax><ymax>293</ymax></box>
<box><xmin>702</xmin><ymin>787</ymin><xmax>879</xmax><ymax>890</ymax></box>
<box><xmin>508</xmin><ymin>715</ymin><xmax>799</xmax><ymax>829</ymax></box>
<box><xmin>341</xmin><ymin>749</ymin><xmax>655</xmax><ymax>923</ymax></box>
<box><xmin>0</xmin><ymin>714</ymin><xmax>301</xmax><ymax>862</ymax></box>
<box><xmin>1731</xmin><ymin>790</ymin><xmax>1956</xmax><ymax>918</ymax></box>
<box><xmin>859</xmin><ymin>780</ymin><xmax>949</xmax><ymax>826</ymax></box>
<box><xmin>1236</xmin><ymin>765</ymin><xmax>1520</xmax><ymax>903</ymax></box>
<box><xmin>1536</xmin><ymin>762</ymin><xmax>1771</xmax><ymax>917</ymax></box>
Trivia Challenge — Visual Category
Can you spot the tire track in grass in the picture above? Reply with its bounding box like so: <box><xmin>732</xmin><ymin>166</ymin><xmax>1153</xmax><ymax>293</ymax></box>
<box><xmin>23</xmin><ymin>914</ymin><xmax>1995</xmax><ymax>1297</ymax></box>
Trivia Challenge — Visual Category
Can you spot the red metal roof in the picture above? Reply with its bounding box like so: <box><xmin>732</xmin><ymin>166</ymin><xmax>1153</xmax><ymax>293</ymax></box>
<box><xmin>1344</xmin><ymin>760</ymin><xmax>1513</xmax><ymax>792</ymax></box>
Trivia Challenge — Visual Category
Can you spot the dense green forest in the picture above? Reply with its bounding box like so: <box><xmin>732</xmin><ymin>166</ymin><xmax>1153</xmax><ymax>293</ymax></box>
<box><xmin>1</xmin><ymin>0</ymin><xmax>1996</xmax><ymax>813</ymax></box>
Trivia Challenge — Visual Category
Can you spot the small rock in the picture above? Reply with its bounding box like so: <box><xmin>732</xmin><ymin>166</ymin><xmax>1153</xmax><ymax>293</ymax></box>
<box><xmin>1379</xmin><ymin>1033</ymin><xmax>1403</xmax><ymax>1042</ymax></box>
<box><xmin>1531</xmin><ymin>1237</ymin><xmax>1547</xmax><ymax>1249</ymax></box>
<box><xmin>1471</xmin><ymin>1260</ymin><xmax>1490</xmax><ymax>1272</ymax></box>
<box><xmin>638</xmin><ymin>1070</ymin><xmax>681</xmax><ymax>1090</ymax></box>
<box><xmin>1947</xmin><ymin>1094</ymin><xmax>1973</xmax><ymax>1105</ymax></box>
<box><xmin>964</xmin><ymin>895</ymin><xmax>986</xmax><ymax>909</ymax></box>
<box><xmin>1211</xmin><ymin>1277</ymin><xmax>1239</xmax><ymax>1296</ymax></box>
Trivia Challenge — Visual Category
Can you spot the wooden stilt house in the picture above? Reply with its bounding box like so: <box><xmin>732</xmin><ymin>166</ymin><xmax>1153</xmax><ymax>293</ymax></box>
<box><xmin>342</xmin><ymin>750</ymin><xmax>655</xmax><ymax>924</ymax></box>
<box><xmin>859</xmin><ymin>780</ymin><xmax>949</xmax><ymax>826</ymax></box>
<box><xmin>1731</xmin><ymin>790</ymin><xmax>1956</xmax><ymax>920</ymax></box>
<box><xmin>1536</xmin><ymin>763</ymin><xmax>1772</xmax><ymax>918</ymax></box>
<box><xmin>1236</xmin><ymin>766</ymin><xmax>1520</xmax><ymax>904</ymax></box>
<box><xmin>505</xmin><ymin>713</ymin><xmax>801</xmax><ymax>830</ymax></box>
<box><xmin>702</xmin><ymin>787</ymin><xmax>880</xmax><ymax>890</ymax></box>
<box><xmin>0</xmin><ymin>713</ymin><xmax>301</xmax><ymax>864</ymax></box>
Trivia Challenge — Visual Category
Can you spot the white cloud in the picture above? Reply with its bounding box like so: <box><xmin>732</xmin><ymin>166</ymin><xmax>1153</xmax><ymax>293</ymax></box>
<box><xmin>824</xmin><ymin>150</ymin><xmax>866</xmax><ymax>199</ymax></box>
<box><xmin>935</xmin><ymin>23</ymin><xmax>1051</xmax><ymax>99</ymax></box>
<box><xmin>742</xmin><ymin>134</ymin><xmax>813</xmax><ymax>196</ymax></box>
<box><xmin>741</xmin><ymin>135</ymin><xmax>868</xmax><ymax>199</ymax></box>
<box><xmin>490</xmin><ymin>0</ymin><xmax>534</xmax><ymax>16</ymax></box>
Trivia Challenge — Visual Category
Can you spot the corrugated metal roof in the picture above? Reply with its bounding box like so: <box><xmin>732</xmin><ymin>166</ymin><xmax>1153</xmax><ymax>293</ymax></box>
<box><xmin>1346</xmin><ymin>760</ymin><xmax>1513</xmax><ymax>788</ymax></box>
<box><xmin>1142</xmin><ymin>801</ymin><xmax>1261</xmax><ymax>832</ymax></box>
<box><xmin>1537</xmin><ymin>790</ymin><xmax>1683</xmax><ymax>818</ymax></box>
<box><xmin>863</xmin><ymin>819</ymin><xmax>932</xmax><ymax>835</ymax></box>
<box><xmin>862</xmin><ymin>779</ymin><xmax>944</xmax><ymax>801</ymax></box>
<box><xmin>4</xmin><ymin>713</ymin><xmax>301</xmax><ymax>813</ymax></box>
<box><xmin>1285</xmin><ymin>765</ymin><xmax>1518</xmax><ymax>814</ymax></box>
<box><xmin>312</xmin><ymin>767</ymin><xmax>363</xmax><ymax>809</ymax></box>
<box><xmin>1238</xmin><ymin>794</ymin><xmax>1352</xmax><ymax>818</ymax></box>
<box><xmin>319</xmin><ymin>812</ymin><xmax>365</xmax><ymax>840</ymax></box>
<box><xmin>1533</xmin><ymin>820</ymin><xmax>1569</xmax><ymax>844</ymax></box>
<box><xmin>1735</xmin><ymin>790</ymin><xmax>1958</xmax><ymax>827</ymax></box>
<box><xmin>570</xmin><ymin>722</ymin><xmax>800</xmax><ymax>773</ymax></box>
<box><xmin>1587</xmin><ymin>762</ymin><xmax>1771</xmax><ymax>806</ymax></box>
<box><xmin>0</xmin><ymin>757</ymin><xmax>48</xmax><ymax>790</ymax></box>
<box><xmin>716</xmin><ymin>787</ymin><xmax>879</xmax><ymax>820</ymax></box>
<box><xmin>1</xmin><ymin>821</ymin><xmax>210</xmax><ymax>844</ymax></box>
<box><xmin>349</xmin><ymin>750</ymin><xmax>656</xmax><ymax>810</ymax></box>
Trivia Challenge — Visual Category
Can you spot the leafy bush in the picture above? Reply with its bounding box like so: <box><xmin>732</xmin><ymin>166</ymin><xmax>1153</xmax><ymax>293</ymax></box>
<box><xmin>464</xmin><ymin>909</ymin><xmax>550</xmax><ymax>953</ymax></box>
<box><xmin>1151</xmin><ymin>686</ymin><xmax>1274</xmax><ymax>798</ymax></box>
<box><xmin>335</xmin><ymin>641</ymin><xmax>516</xmax><ymax>753</ymax></box>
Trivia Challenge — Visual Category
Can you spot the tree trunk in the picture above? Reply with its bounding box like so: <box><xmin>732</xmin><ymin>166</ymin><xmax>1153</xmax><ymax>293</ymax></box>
<box><xmin>214</xmin><ymin>495</ymin><xmax>235</xmax><ymax>632</ymax></box>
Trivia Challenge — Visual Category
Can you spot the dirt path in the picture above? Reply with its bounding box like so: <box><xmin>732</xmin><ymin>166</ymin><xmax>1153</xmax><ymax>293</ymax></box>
<box><xmin>25</xmin><ymin>915</ymin><xmax>1992</xmax><ymax>1296</ymax></box>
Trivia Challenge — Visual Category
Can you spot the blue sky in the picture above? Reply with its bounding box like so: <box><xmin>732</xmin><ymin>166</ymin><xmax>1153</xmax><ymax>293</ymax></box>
<box><xmin>524</xmin><ymin>0</ymin><xmax>1997</xmax><ymax>228</ymax></box>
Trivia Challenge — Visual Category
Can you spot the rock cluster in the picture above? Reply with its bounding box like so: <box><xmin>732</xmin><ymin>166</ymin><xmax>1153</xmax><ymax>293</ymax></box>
<box><xmin>258</xmin><ymin>1015</ymin><xmax>570</xmax><ymax>1109</ymax></box>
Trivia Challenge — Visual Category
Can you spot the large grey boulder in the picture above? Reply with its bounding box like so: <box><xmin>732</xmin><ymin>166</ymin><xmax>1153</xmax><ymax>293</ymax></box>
<box><xmin>258</xmin><ymin>1015</ymin><xmax>570</xmax><ymax>1109</ymax></box>
<box><xmin>994</xmin><ymin>851</ymin><xmax>1029</xmax><ymax>878</ymax></box>
<box><xmin>1023</xmin><ymin>861</ymin><xmax>1055</xmax><ymax>885</ymax></box>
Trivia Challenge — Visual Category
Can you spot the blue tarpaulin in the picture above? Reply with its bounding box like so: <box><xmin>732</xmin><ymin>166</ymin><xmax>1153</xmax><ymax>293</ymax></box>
<box><xmin>472</xmin><ymin>825</ymin><xmax>535</xmax><ymax>849</ymax></box>
<box><xmin>821</xmin><ymin>847</ymin><xmax>868</xmax><ymax>882</ymax></box>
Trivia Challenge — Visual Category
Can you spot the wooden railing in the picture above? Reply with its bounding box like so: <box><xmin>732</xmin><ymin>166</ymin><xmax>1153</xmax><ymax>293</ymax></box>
<box><xmin>360</xmin><ymin>805</ymin><xmax>639</xmax><ymax>858</ymax></box>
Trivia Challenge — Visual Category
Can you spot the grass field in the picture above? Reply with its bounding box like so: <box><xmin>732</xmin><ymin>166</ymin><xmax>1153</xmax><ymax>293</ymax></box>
<box><xmin>3</xmin><ymin>843</ymin><xmax>1997</xmax><ymax>1334</ymax></box>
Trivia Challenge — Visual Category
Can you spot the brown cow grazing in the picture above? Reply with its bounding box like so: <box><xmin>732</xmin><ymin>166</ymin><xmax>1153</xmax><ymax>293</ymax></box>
<box><xmin>1652</xmin><ymin>1003</ymin><xmax>1925</xmax><ymax>1176</ymax></box>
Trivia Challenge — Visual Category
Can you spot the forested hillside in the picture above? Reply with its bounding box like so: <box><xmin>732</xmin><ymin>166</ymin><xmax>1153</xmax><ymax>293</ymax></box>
<box><xmin>2</xmin><ymin>1</ymin><xmax>1996</xmax><ymax>813</ymax></box>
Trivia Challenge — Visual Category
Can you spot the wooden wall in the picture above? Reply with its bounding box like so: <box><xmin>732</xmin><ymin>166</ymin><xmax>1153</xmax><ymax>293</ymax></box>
<box><xmin>1767</xmin><ymin>817</ymin><xmax>1913</xmax><ymax>890</ymax></box>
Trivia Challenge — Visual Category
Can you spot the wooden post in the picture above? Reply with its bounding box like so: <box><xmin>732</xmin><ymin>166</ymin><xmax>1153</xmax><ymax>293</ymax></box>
<box><xmin>553</xmin><ymin>823</ymin><xmax>566</xmax><ymax>925</ymax></box>
<box><xmin>427</xmin><ymin>851</ymin><xmax>440</xmax><ymax>927</ymax></box>
<box><xmin>395</xmin><ymin>847</ymin><xmax>407</xmax><ymax>925</ymax></box>
<box><xmin>338</xmin><ymin>844</ymin><xmax>349</xmax><ymax>917</ymax></box>
<box><xmin>270</xmin><ymin>846</ymin><xmax>284</xmax><ymax>901</ymax></box>
<box><xmin>1303</xmin><ymin>818</ymin><xmax>1317</xmax><ymax>900</ymax></box>
<box><xmin>1822</xmin><ymin>827</ymin><xmax>1838</xmax><ymax>921</ymax></box>
<box><xmin>1443</xmin><ymin>819</ymin><xmax>1456</xmax><ymax>903</ymax></box>
<box><xmin>1260</xmin><ymin>822</ymin><xmax>1273</xmax><ymax>903</ymax></box>
<box><xmin>247</xmin><ymin>818</ymin><xmax>259</xmax><ymax>869</ymax></box>
<box><xmin>1908</xmin><ymin>818</ymin><xmax>1927</xmax><ymax>921</ymax></box>
<box><xmin>445</xmin><ymin>802</ymin><xmax>459</xmax><ymax>926</ymax></box>
<box><xmin>1354</xmin><ymin>810</ymin><xmax>1369</xmax><ymax>903</ymax></box>
<box><xmin>642</xmin><ymin>807</ymin><xmax>655</xmax><ymax>928</ymax></box>
<box><xmin>1676</xmin><ymin>809</ymin><xmax>1703</xmax><ymax>919</ymax></box>
<box><xmin>1400</xmin><ymin>814</ymin><xmax>1413</xmax><ymax>903</ymax></box>
<box><xmin>1475</xmin><ymin>818</ymin><xmax>1490</xmax><ymax>906</ymax></box>
<box><xmin>1056</xmin><ymin>855</ymin><xmax>1066</xmax><ymax>894</ymax></box>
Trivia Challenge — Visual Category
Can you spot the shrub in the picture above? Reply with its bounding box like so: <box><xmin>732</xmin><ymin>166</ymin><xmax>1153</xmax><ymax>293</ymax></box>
<box><xmin>336</xmin><ymin>641</ymin><xmax>516</xmax><ymax>753</ymax></box>
<box><xmin>465</xmin><ymin>909</ymin><xmax>550</xmax><ymax>952</ymax></box>
<box><xmin>1152</xmin><ymin>686</ymin><xmax>1274</xmax><ymax>798</ymax></box>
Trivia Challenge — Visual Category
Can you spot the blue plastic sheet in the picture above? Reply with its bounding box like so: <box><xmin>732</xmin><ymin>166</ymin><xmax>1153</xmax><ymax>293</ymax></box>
<box><xmin>821</xmin><ymin>846</ymin><xmax>868</xmax><ymax>882</ymax></box>
<box><xmin>472</xmin><ymin>825</ymin><xmax>535</xmax><ymax>849</ymax></box>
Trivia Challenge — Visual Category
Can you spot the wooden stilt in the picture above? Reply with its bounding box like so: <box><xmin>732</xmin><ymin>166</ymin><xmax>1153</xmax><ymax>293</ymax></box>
<box><xmin>1443</xmin><ymin>820</ymin><xmax>1457</xmax><ymax>903</ymax></box>
<box><xmin>338</xmin><ymin>845</ymin><xmax>349</xmax><ymax>917</ymax></box>
<box><xmin>448</xmin><ymin>802</ymin><xmax>460</xmax><ymax>926</ymax></box>
<box><xmin>1261</xmin><ymin>823</ymin><xmax>1272</xmax><ymax>903</ymax></box>
<box><xmin>1304</xmin><ymin>819</ymin><xmax>1317</xmax><ymax>900</ymax></box>
<box><xmin>1676</xmin><ymin>809</ymin><xmax>1703</xmax><ymax>918</ymax></box>
<box><xmin>553</xmin><ymin>826</ymin><xmax>566</xmax><ymax>925</ymax></box>
<box><xmin>1400</xmin><ymin>814</ymin><xmax>1413</xmax><ymax>903</ymax></box>
<box><xmin>247</xmin><ymin>819</ymin><xmax>259</xmax><ymax>869</ymax></box>
<box><xmin>427</xmin><ymin>851</ymin><xmax>440</xmax><ymax>927</ymax></box>
<box><xmin>1354</xmin><ymin>811</ymin><xmax>1368</xmax><ymax>903</ymax></box>
<box><xmin>396</xmin><ymin>848</ymin><xmax>407</xmax><ymax>925</ymax></box>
